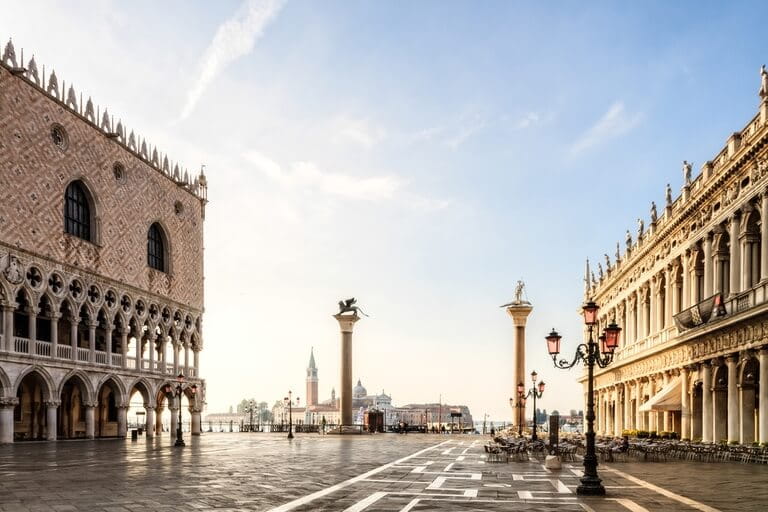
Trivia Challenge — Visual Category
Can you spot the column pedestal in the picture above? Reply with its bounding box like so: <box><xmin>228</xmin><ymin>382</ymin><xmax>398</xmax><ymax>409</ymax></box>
<box><xmin>145</xmin><ymin>407</ymin><xmax>155</xmax><ymax>438</ymax></box>
<box><xmin>117</xmin><ymin>406</ymin><xmax>128</xmax><ymax>438</ymax></box>
<box><xmin>334</xmin><ymin>313</ymin><xmax>360</xmax><ymax>428</ymax></box>
<box><xmin>702</xmin><ymin>363</ymin><xmax>713</xmax><ymax>442</ymax></box>
<box><xmin>85</xmin><ymin>404</ymin><xmax>96</xmax><ymax>439</ymax></box>
<box><xmin>170</xmin><ymin>406</ymin><xmax>179</xmax><ymax>440</ymax></box>
<box><xmin>727</xmin><ymin>356</ymin><xmax>739</xmax><ymax>442</ymax></box>
<box><xmin>191</xmin><ymin>410</ymin><xmax>202</xmax><ymax>436</ymax></box>
<box><xmin>45</xmin><ymin>402</ymin><xmax>59</xmax><ymax>441</ymax></box>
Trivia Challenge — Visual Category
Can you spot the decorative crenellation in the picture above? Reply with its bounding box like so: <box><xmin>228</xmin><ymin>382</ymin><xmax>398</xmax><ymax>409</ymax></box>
<box><xmin>0</xmin><ymin>38</ymin><xmax>208</xmax><ymax>202</ymax></box>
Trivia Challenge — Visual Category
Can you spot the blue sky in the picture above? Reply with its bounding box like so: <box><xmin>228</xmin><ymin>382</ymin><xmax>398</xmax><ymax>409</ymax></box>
<box><xmin>3</xmin><ymin>1</ymin><xmax>767</xmax><ymax>421</ymax></box>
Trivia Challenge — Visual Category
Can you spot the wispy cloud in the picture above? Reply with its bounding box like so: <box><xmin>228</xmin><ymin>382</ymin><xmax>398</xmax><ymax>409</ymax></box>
<box><xmin>180</xmin><ymin>0</ymin><xmax>285</xmax><ymax>120</ymax></box>
<box><xmin>244</xmin><ymin>151</ymin><xmax>402</xmax><ymax>201</ymax></box>
<box><xmin>408</xmin><ymin>113</ymin><xmax>486</xmax><ymax>149</ymax></box>
<box><xmin>569</xmin><ymin>101</ymin><xmax>643</xmax><ymax>155</ymax></box>
<box><xmin>513</xmin><ymin>112</ymin><xmax>541</xmax><ymax>130</ymax></box>
<box><xmin>332</xmin><ymin>117</ymin><xmax>387</xmax><ymax>148</ymax></box>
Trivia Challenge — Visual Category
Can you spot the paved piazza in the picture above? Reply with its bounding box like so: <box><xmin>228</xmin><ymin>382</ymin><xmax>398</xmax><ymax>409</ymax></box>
<box><xmin>0</xmin><ymin>434</ymin><xmax>766</xmax><ymax>511</ymax></box>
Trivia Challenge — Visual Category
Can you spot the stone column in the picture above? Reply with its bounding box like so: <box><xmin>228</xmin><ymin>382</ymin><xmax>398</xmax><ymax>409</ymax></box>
<box><xmin>761</xmin><ymin>193</ymin><xmax>768</xmax><ymax>282</ymax></box>
<box><xmin>623</xmin><ymin>382</ymin><xmax>631</xmax><ymax>431</ymax></box>
<box><xmin>703</xmin><ymin>234</ymin><xmax>713</xmax><ymax>297</ymax></box>
<box><xmin>169</xmin><ymin>405</ymin><xmax>179</xmax><ymax>440</ymax></box>
<box><xmin>648</xmin><ymin>378</ymin><xmax>657</xmax><ymax>433</ymax></box>
<box><xmin>741</xmin><ymin>380</ymin><xmax>755</xmax><ymax>445</ymax></box>
<box><xmin>105</xmin><ymin>322</ymin><xmax>113</xmax><ymax>364</ymax></box>
<box><xmin>727</xmin><ymin>355</ymin><xmax>739</xmax><ymax>442</ymax></box>
<box><xmin>635</xmin><ymin>380</ymin><xmax>643</xmax><ymax>430</ymax></box>
<box><xmin>505</xmin><ymin>301</ymin><xmax>533</xmax><ymax>431</ymax></box>
<box><xmin>50</xmin><ymin>313</ymin><xmax>60</xmax><ymax>358</ymax></box>
<box><xmin>0</xmin><ymin>398</ymin><xmax>19</xmax><ymax>444</ymax></box>
<box><xmin>136</xmin><ymin>336</ymin><xmax>143</xmax><ymax>370</ymax></box>
<box><xmin>184</xmin><ymin>342</ymin><xmax>190</xmax><ymax>375</ymax></box>
<box><xmin>615</xmin><ymin>386</ymin><xmax>623</xmax><ymax>436</ymax></box>
<box><xmin>173</xmin><ymin>340</ymin><xmax>180</xmax><ymax>374</ymax></box>
<box><xmin>27</xmin><ymin>307</ymin><xmax>37</xmax><ymax>354</ymax></box>
<box><xmin>155</xmin><ymin>406</ymin><xmax>164</xmax><ymax>435</ymax></box>
<box><xmin>702</xmin><ymin>362</ymin><xmax>713</xmax><ymax>442</ymax></box>
<box><xmin>649</xmin><ymin>280</ymin><xmax>658</xmax><ymax>334</ymax></box>
<box><xmin>664</xmin><ymin>267</ymin><xmax>673</xmax><ymax>328</ymax></box>
<box><xmin>729</xmin><ymin>213</ymin><xmax>742</xmax><ymax>297</ymax></box>
<box><xmin>88</xmin><ymin>321</ymin><xmax>97</xmax><ymax>363</ymax></box>
<box><xmin>149</xmin><ymin>335</ymin><xmax>155</xmax><ymax>372</ymax></box>
<box><xmin>662</xmin><ymin>372</ymin><xmax>670</xmax><ymax>432</ymax></box>
<box><xmin>117</xmin><ymin>406</ymin><xmax>128</xmax><ymax>438</ymax></box>
<box><xmin>45</xmin><ymin>401</ymin><xmax>59</xmax><ymax>441</ymax></box>
<box><xmin>193</xmin><ymin>349</ymin><xmax>200</xmax><ymax>376</ymax></box>
<box><xmin>334</xmin><ymin>313</ymin><xmax>360</xmax><ymax>426</ymax></box>
<box><xmin>760</xmin><ymin>348</ymin><xmax>768</xmax><ymax>443</ymax></box>
<box><xmin>120</xmin><ymin>329</ymin><xmax>128</xmax><ymax>369</ymax></box>
<box><xmin>191</xmin><ymin>408</ymin><xmax>202</xmax><ymax>436</ymax></box>
<box><xmin>682</xmin><ymin>253</ymin><xmax>690</xmax><ymax>310</ymax></box>
<box><xmin>145</xmin><ymin>406</ymin><xmax>155</xmax><ymax>438</ymax></box>
<box><xmin>70</xmin><ymin>317</ymin><xmax>79</xmax><ymax>360</ymax></box>
<box><xmin>85</xmin><ymin>403</ymin><xmax>96</xmax><ymax>439</ymax></box>
<box><xmin>680</xmin><ymin>367</ymin><xmax>693</xmax><ymax>439</ymax></box>
<box><xmin>2</xmin><ymin>305</ymin><xmax>15</xmax><ymax>351</ymax></box>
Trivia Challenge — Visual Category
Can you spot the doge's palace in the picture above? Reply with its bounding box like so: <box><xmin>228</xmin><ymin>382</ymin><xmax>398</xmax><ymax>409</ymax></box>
<box><xmin>584</xmin><ymin>66</ymin><xmax>768</xmax><ymax>444</ymax></box>
<box><xmin>0</xmin><ymin>39</ymin><xmax>207</xmax><ymax>443</ymax></box>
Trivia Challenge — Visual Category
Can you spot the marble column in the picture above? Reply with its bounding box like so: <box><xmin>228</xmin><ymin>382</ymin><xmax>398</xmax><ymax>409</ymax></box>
<box><xmin>662</xmin><ymin>372</ymin><xmax>670</xmax><ymax>432</ymax></box>
<box><xmin>105</xmin><ymin>322</ymin><xmax>113</xmax><ymax>364</ymax></box>
<box><xmin>664</xmin><ymin>267</ymin><xmax>673</xmax><ymax>328</ymax></box>
<box><xmin>70</xmin><ymin>317</ymin><xmax>79</xmax><ymax>360</ymax></box>
<box><xmin>173</xmin><ymin>340</ymin><xmax>180</xmax><ymax>375</ymax></box>
<box><xmin>702</xmin><ymin>362</ymin><xmax>713</xmax><ymax>442</ymax></box>
<box><xmin>334</xmin><ymin>313</ymin><xmax>360</xmax><ymax>427</ymax></box>
<box><xmin>760</xmin><ymin>349</ymin><xmax>768</xmax><ymax>443</ymax></box>
<box><xmin>191</xmin><ymin>409</ymin><xmax>201</xmax><ymax>436</ymax></box>
<box><xmin>184</xmin><ymin>342</ymin><xmax>190</xmax><ymax>375</ymax></box>
<box><xmin>136</xmin><ymin>335</ymin><xmax>143</xmax><ymax>370</ymax></box>
<box><xmin>680</xmin><ymin>367</ymin><xmax>689</xmax><ymax>439</ymax></box>
<box><xmin>149</xmin><ymin>335</ymin><xmax>155</xmax><ymax>372</ymax></box>
<box><xmin>649</xmin><ymin>281</ymin><xmax>658</xmax><ymax>334</ymax></box>
<box><xmin>2</xmin><ymin>305</ymin><xmax>14</xmax><ymax>351</ymax></box>
<box><xmin>155</xmin><ymin>406</ymin><xmax>164</xmax><ymax>435</ymax></box>
<box><xmin>623</xmin><ymin>383</ymin><xmax>631</xmax><ymax>432</ymax></box>
<box><xmin>120</xmin><ymin>329</ymin><xmax>128</xmax><ymax>369</ymax></box>
<box><xmin>117</xmin><ymin>406</ymin><xmax>128</xmax><ymax>438</ymax></box>
<box><xmin>648</xmin><ymin>379</ymin><xmax>657</xmax><ymax>433</ymax></box>
<box><xmin>729</xmin><ymin>213</ymin><xmax>742</xmax><ymax>297</ymax></box>
<box><xmin>506</xmin><ymin>301</ymin><xmax>533</xmax><ymax>431</ymax></box>
<box><xmin>0</xmin><ymin>398</ymin><xmax>18</xmax><ymax>443</ymax></box>
<box><xmin>741</xmin><ymin>381</ymin><xmax>756</xmax><ymax>445</ymax></box>
<box><xmin>50</xmin><ymin>313</ymin><xmax>59</xmax><ymax>358</ymax></box>
<box><xmin>193</xmin><ymin>349</ymin><xmax>200</xmax><ymax>376</ymax></box>
<box><xmin>85</xmin><ymin>403</ymin><xmax>96</xmax><ymax>439</ymax></box>
<box><xmin>703</xmin><ymin>233</ymin><xmax>713</xmax><ymax>297</ymax></box>
<box><xmin>682</xmin><ymin>253</ymin><xmax>690</xmax><ymax>310</ymax></box>
<box><xmin>169</xmin><ymin>405</ymin><xmax>179</xmax><ymax>440</ymax></box>
<box><xmin>45</xmin><ymin>401</ymin><xmax>58</xmax><ymax>441</ymax></box>
<box><xmin>635</xmin><ymin>380</ymin><xmax>643</xmax><ymax>430</ymax></box>
<box><xmin>145</xmin><ymin>406</ymin><xmax>155</xmax><ymax>437</ymax></box>
<box><xmin>727</xmin><ymin>356</ymin><xmax>739</xmax><ymax>442</ymax></box>
<box><xmin>615</xmin><ymin>387</ymin><xmax>623</xmax><ymax>436</ymax></box>
<box><xmin>88</xmin><ymin>322</ymin><xmax>96</xmax><ymax>363</ymax></box>
<box><xmin>761</xmin><ymin>192</ymin><xmax>768</xmax><ymax>282</ymax></box>
<box><xmin>27</xmin><ymin>307</ymin><xmax>37</xmax><ymax>355</ymax></box>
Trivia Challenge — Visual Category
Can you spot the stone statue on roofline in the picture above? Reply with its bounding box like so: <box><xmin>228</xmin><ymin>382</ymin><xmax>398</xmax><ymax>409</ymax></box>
<box><xmin>615</xmin><ymin>242</ymin><xmax>621</xmax><ymax>261</ymax></box>
<box><xmin>665</xmin><ymin>183</ymin><xmax>672</xmax><ymax>207</ymax></box>
<box><xmin>604</xmin><ymin>253</ymin><xmax>611</xmax><ymax>271</ymax></box>
<box><xmin>760</xmin><ymin>64</ymin><xmax>768</xmax><ymax>99</ymax></box>
<box><xmin>637</xmin><ymin>218</ymin><xmax>644</xmax><ymax>238</ymax></box>
<box><xmin>650</xmin><ymin>202</ymin><xmax>657</xmax><ymax>223</ymax></box>
<box><xmin>598</xmin><ymin>262</ymin><xmax>604</xmax><ymax>280</ymax></box>
<box><xmin>683</xmin><ymin>160</ymin><xmax>692</xmax><ymax>186</ymax></box>
<box><xmin>625</xmin><ymin>230</ymin><xmax>632</xmax><ymax>250</ymax></box>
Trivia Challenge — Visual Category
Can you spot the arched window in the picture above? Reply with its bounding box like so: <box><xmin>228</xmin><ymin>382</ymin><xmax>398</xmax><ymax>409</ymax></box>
<box><xmin>147</xmin><ymin>223</ymin><xmax>167</xmax><ymax>272</ymax></box>
<box><xmin>64</xmin><ymin>181</ymin><xmax>92</xmax><ymax>241</ymax></box>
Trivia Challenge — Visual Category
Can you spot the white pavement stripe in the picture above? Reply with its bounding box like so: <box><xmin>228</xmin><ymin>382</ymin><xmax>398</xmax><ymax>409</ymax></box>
<box><xmin>611</xmin><ymin>498</ymin><xmax>650</xmax><ymax>512</ymax></box>
<box><xmin>603</xmin><ymin>468</ymin><xmax>721</xmax><ymax>512</ymax></box>
<box><xmin>343</xmin><ymin>491</ymin><xmax>387</xmax><ymax>512</ymax></box>
<box><xmin>399</xmin><ymin>498</ymin><xmax>420</xmax><ymax>512</ymax></box>
<box><xmin>267</xmin><ymin>440</ymin><xmax>452</xmax><ymax>512</ymax></box>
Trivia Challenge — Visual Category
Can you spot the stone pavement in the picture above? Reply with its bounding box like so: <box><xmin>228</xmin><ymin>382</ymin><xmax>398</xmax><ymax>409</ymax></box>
<box><xmin>0</xmin><ymin>433</ymin><xmax>766</xmax><ymax>511</ymax></box>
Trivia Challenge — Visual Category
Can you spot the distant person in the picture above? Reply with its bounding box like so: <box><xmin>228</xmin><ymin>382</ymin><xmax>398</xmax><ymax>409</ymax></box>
<box><xmin>490</xmin><ymin>426</ymin><xmax>495</xmax><ymax>436</ymax></box>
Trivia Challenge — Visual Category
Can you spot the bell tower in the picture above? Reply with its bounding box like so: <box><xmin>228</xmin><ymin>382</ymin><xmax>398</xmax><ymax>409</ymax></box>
<box><xmin>306</xmin><ymin>347</ymin><xmax>319</xmax><ymax>406</ymax></box>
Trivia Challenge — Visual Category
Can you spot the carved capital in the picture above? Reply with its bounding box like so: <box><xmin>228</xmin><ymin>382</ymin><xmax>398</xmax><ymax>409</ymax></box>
<box><xmin>83</xmin><ymin>401</ymin><xmax>99</xmax><ymax>408</ymax></box>
<box><xmin>0</xmin><ymin>397</ymin><xmax>19</xmax><ymax>407</ymax></box>
<box><xmin>44</xmin><ymin>400</ymin><xmax>61</xmax><ymax>408</ymax></box>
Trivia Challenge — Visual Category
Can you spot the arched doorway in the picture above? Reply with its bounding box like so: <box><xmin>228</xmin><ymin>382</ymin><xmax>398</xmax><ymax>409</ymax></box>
<box><xmin>741</xmin><ymin>358</ymin><xmax>759</xmax><ymax>444</ymax></box>
<box><xmin>691</xmin><ymin>382</ymin><xmax>703</xmax><ymax>440</ymax></box>
<box><xmin>59</xmin><ymin>373</ymin><xmax>90</xmax><ymax>439</ymax></box>
<box><xmin>95</xmin><ymin>378</ymin><xmax>122</xmax><ymax>438</ymax></box>
<box><xmin>713</xmin><ymin>364</ymin><xmax>728</xmax><ymax>442</ymax></box>
<box><xmin>14</xmin><ymin>370</ymin><xmax>51</xmax><ymax>441</ymax></box>
<box><xmin>128</xmin><ymin>380</ymin><xmax>153</xmax><ymax>436</ymax></box>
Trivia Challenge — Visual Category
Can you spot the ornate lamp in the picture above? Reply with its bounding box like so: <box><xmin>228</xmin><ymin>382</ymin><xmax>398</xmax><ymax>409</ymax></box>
<box><xmin>546</xmin><ymin>329</ymin><xmax>561</xmax><ymax>356</ymax></box>
<box><xmin>582</xmin><ymin>300</ymin><xmax>599</xmax><ymax>325</ymax></box>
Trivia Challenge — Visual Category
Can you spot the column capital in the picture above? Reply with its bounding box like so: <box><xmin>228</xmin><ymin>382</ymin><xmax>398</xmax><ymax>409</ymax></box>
<box><xmin>0</xmin><ymin>397</ymin><xmax>19</xmax><ymax>407</ymax></box>
<box><xmin>333</xmin><ymin>313</ymin><xmax>360</xmax><ymax>333</ymax></box>
<box><xmin>44</xmin><ymin>400</ymin><xmax>61</xmax><ymax>408</ymax></box>
<box><xmin>87</xmin><ymin>321</ymin><xmax>99</xmax><ymax>330</ymax></box>
<box><xmin>49</xmin><ymin>312</ymin><xmax>62</xmax><ymax>321</ymax></box>
<box><xmin>117</xmin><ymin>405</ymin><xmax>130</xmax><ymax>410</ymax></box>
<box><xmin>726</xmin><ymin>354</ymin><xmax>739</xmax><ymax>364</ymax></box>
<box><xmin>83</xmin><ymin>401</ymin><xmax>98</xmax><ymax>408</ymax></box>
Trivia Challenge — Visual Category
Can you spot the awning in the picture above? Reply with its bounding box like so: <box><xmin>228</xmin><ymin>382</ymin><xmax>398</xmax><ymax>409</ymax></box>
<box><xmin>639</xmin><ymin>377</ymin><xmax>681</xmax><ymax>412</ymax></box>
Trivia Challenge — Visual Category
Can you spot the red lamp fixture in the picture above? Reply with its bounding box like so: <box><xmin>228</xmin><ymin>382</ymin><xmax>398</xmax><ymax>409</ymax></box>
<box><xmin>582</xmin><ymin>300</ymin><xmax>599</xmax><ymax>326</ymax></box>
<box><xmin>538</xmin><ymin>381</ymin><xmax>545</xmax><ymax>394</ymax></box>
<box><xmin>517</xmin><ymin>382</ymin><xmax>525</xmax><ymax>396</ymax></box>
<box><xmin>603</xmin><ymin>321</ymin><xmax>622</xmax><ymax>352</ymax></box>
<box><xmin>546</xmin><ymin>329</ymin><xmax>562</xmax><ymax>356</ymax></box>
<box><xmin>530</xmin><ymin>371</ymin><xmax>538</xmax><ymax>383</ymax></box>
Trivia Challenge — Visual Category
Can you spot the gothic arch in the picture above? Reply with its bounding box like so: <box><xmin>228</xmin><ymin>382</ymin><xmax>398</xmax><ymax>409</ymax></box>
<box><xmin>127</xmin><ymin>377</ymin><xmax>155</xmax><ymax>408</ymax></box>
<box><xmin>147</xmin><ymin>220</ymin><xmax>172</xmax><ymax>273</ymax></box>
<box><xmin>13</xmin><ymin>366</ymin><xmax>55</xmax><ymax>401</ymax></box>
<box><xmin>95</xmin><ymin>375</ymin><xmax>127</xmax><ymax>407</ymax></box>
<box><xmin>57</xmin><ymin>369</ymin><xmax>95</xmax><ymax>404</ymax></box>
<box><xmin>0</xmin><ymin>366</ymin><xmax>11</xmax><ymax>398</ymax></box>
<box><xmin>63</xmin><ymin>177</ymin><xmax>101</xmax><ymax>243</ymax></box>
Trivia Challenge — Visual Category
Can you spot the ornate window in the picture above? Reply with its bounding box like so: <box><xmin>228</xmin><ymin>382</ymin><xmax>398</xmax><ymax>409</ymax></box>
<box><xmin>147</xmin><ymin>223</ymin><xmax>167</xmax><ymax>272</ymax></box>
<box><xmin>64</xmin><ymin>181</ymin><xmax>92</xmax><ymax>241</ymax></box>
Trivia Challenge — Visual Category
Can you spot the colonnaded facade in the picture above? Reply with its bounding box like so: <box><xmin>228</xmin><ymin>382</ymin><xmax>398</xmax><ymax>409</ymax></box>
<box><xmin>0</xmin><ymin>39</ymin><xmax>208</xmax><ymax>443</ymax></box>
<box><xmin>583</xmin><ymin>67</ymin><xmax>768</xmax><ymax>444</ymax></box>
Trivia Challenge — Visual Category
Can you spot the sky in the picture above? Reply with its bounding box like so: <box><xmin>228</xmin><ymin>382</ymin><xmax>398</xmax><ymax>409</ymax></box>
<box><xmin>2</xmin><ymin>0</ymin><xmax>768</xmax><ymax>422</ymax></box>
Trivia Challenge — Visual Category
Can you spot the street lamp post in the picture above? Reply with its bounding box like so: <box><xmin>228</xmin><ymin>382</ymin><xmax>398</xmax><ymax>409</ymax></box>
<box><xmin>508</xmin><ymin>395</ymin><xmax>527</xmax><ymax>436</ymax></box>
<box><xmin>284</xmin><ymin>391</ymin><xmax>300</xmax><ymax>439</ymax></box>
<box><xmin>164</xmin><ymin>373</ymin><xmax>197</xmax><ymax>447</ymax></box>
<box><xmin>546</xmin><ymin>300</ymin><xmax>621</xmax><ymax>496</ymax></box>
<box><xmin>518</xmin><ymin>371</ymin><xmax>546</xmax><ymax>440</ymax></box>
<box><xmin>244</xmin><ymin>400</ymin><xmax>256</xmax><ymax>432</ymax></box>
